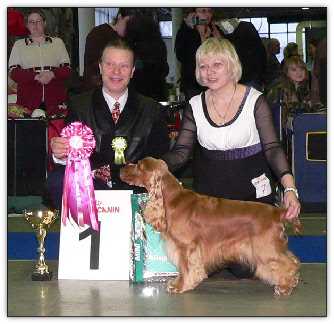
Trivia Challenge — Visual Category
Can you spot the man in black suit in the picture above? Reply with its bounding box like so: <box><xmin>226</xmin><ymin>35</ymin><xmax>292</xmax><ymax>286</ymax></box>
<box><xmin>46</xmin><ymin>38</ymin><xmax>170</xmax><ymax>209</ymax></box>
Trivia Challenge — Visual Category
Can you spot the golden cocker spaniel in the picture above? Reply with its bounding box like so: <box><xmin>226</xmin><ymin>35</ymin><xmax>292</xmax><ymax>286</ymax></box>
<box><xmin>120</xmin><ymin>157</ymin><xmax>302</xmax><ymax>296</ymax></box>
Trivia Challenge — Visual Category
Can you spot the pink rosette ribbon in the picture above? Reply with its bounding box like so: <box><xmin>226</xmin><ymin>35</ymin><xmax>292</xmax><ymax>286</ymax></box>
<box><xmin>61</xmin><ymin>122</ymin><xmax>99</xmax><ymax>231</ymax></box>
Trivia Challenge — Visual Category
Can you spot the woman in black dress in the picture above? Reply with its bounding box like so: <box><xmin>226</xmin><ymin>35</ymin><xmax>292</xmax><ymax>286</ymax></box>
<box><xmin>163</xmin><ymin>38</ymin><xmax>300</xmax><ymax>278</ymax></box>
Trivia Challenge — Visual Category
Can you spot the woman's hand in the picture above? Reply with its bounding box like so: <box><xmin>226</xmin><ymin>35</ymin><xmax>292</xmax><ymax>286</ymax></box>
<box><xmin>280</xmin><ymin>174</ymin><xmax>300</xmax><ymax>220</ymax></box>
<box><xmin>35</xmin><ymin>71</ymin><xmax>55</xmax><ymax>85</ymax></box>
<box><xmin>197</xmin><ymin>24</ymin><xmax>211</xmax><ymax>42</ymax></box>
<box><xmin>283</xmin><ymin>191</ymin><xmax>301</xmax><ymax>220</ymax></box>
<box><xmin>51</xmin><ymin>136</ymin><xmax>69</xmax><ymax>160</ymax></box>
<box><xmin>211</xmin><ymin>24</ymin><xmax>222</xmax><ymax>38</ymax></box>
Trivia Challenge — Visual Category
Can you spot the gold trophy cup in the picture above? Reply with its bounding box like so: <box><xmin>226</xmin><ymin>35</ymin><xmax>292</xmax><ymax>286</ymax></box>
<box><xmin>23</xmin><ymin>209</ymin><xmax>59</xmax><ymax>281</ymax></box>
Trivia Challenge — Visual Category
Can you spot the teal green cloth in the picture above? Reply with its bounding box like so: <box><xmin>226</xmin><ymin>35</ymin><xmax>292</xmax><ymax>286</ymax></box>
<box><xmin>130</xmin><ymin>193</ymin><xmax>178</xmax><ymax>283</ymax></box>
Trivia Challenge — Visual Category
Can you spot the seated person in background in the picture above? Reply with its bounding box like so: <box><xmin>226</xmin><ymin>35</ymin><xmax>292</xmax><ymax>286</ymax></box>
<box><xmin>267</xmin><ymin>55</ymin><xmax>310</xmax><ymax>133</ymax></box>
<box><xmin>162</xmin><ymin>38</ymin><xmax>300</xmax><ymax>278</ymax></box>
<box><xmin>125</xmin><ymin>15</ymin><xmax>169</xmax><ymax>102</ymax></box>
<box><xmin>8</xmin><ymin>9</ymin><xmax>71</xmax><ymax>117</ymax></box>
<box><xmin>46</xmin><ymin>38</ymin><xmax>170</xmax><ymax>210</ymax></box>
<box><xmin>9</xmin><ymin>9</ymin><xmax>72</xmax><ymax>170</ymax></box>
<box><xmin>83</xmin><ymin>8</ymin><xmax>143</xmax><ymax>91</ymax></box>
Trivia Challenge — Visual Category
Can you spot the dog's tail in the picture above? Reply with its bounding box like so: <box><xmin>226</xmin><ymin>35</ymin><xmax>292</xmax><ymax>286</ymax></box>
<box><xmin>280</xmin><ymin>210</ymin><xmax>303</xmax><ymax>235</ymax></box>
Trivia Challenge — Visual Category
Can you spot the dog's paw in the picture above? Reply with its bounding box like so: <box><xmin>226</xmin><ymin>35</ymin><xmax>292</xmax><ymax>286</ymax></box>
<box><xmin>291</xmin><ymin>273</ymin><xmax>300</xmax><ymax>288</ymax></box>
<box><xmin>167</xmin><ymin>277</ymin><xmax>184</xmax><ymax>294</ymax></box>
<box><xmin>167</xmin><ymin>284</ymin><xmax>183</xmax><ymax>294</ymax></box>
<box><xmin>273</xmin><ymin>272</ymin><xmax>300</xmax><ymax>297</ymax></box>
<box><xmin>274</xmin><ymin>285</ymin><xmax>293</xmax><ymax>297</ymax></box>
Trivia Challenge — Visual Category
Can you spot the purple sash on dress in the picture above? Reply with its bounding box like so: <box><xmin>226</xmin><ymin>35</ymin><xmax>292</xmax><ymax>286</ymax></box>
<box><xmin>201</xmin><ymin>143</ymin><xmax>262</xmax><ymax>160</ymax></box>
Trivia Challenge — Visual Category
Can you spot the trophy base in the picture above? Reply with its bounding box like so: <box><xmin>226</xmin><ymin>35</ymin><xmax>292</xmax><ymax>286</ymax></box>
<box><xmin>32</xmin><ymin>271</ymin><xmax>53</xmax><ymax>281</ymax></box>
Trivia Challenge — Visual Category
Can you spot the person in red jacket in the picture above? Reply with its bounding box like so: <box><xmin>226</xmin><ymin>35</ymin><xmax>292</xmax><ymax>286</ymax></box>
<box><xmin>8</xmin><ymin>9</ymin><xmax>71</xmax><ymax>169</ymax></box>
<box><xmin>8</xmin><ymin>9</ymin><xmax>71</xmax><ymax>117</ymax></box>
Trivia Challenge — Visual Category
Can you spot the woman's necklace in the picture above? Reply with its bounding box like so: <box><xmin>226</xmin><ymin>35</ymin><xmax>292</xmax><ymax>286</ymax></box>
<box><xmin>210</xmin><ymin>84</ymin><xmax>237</xmax><ymax>125</ymax></box>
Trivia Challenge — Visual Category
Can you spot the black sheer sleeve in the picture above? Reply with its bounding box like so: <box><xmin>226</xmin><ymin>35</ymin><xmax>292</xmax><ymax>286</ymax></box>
<box><xmin>162</xmin><ymin>103</ymin><xmax>197</xmax><ymax>172</ymax></box>
<box><xmin>144</xmin><ymin>106</ymin><xmax>170</xmax><ymax>158</ymax></box>
<box><xmin>254</xmin><ymin>95</ymin><xmax>292</xmax><ymax>179</ymax></box>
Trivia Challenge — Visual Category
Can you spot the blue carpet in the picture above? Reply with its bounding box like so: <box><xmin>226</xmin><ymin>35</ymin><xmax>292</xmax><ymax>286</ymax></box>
<box><xmin>8</xmin><ymin>233</ymin><xmax>59</xmax><ymax>260</ymax></box>
<box><xmin>288</xmin><ymin>236</ymin><xmax>326</xmax><ymax>263</ymax></box>
<box><xmin>7</xmin><ymin>233</ymin><xmax>326</xmax><ymax>263</ymax></box>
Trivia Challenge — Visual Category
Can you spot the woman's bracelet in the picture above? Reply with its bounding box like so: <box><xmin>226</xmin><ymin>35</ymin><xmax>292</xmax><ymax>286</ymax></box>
<box><xmin>284</xmin><ymin>187</ymin><xmax>299</xmax><ymax>199</ymax></box>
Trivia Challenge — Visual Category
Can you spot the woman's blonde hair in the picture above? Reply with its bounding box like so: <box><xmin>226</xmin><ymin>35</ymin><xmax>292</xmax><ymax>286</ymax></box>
<box><xmin>195</xmin><ymin>37</ymin><xmax>242</xmax><ymax>85</ymax></box>
<box><xmin>282</xmin><ymin>55</ymin><xmax>308</xmax><ymax>78</ymax></box>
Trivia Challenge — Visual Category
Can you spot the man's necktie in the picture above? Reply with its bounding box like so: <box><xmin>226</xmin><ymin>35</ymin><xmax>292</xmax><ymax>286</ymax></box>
<box><xmin>112</xmin><ymin>101</ymin><xmax>121</xmax><ymax>124</ymax></box>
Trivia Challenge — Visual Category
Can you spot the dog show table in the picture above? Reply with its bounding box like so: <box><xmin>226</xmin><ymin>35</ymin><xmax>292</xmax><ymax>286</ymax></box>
<box><xmin>7</xmin><ymin>260</ymin><xmax>326</xmax><ymax>316</ymax></box>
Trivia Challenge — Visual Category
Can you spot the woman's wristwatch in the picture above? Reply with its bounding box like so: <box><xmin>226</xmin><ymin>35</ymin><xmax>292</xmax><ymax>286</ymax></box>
<box><xmin>284</xmin><ymin>187</ymin><xmax>299</xmax><ymax>199</ymax></box>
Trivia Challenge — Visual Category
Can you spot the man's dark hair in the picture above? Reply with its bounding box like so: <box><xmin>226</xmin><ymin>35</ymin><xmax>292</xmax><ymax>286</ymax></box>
<box><xmin>117</xmin><ymin>7</ymin><xmax>146</xmax><ymax>19</ymax></box>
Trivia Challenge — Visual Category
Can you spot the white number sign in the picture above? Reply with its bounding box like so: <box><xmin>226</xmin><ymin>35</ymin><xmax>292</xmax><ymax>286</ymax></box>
<box><xmin>58</xmin><ymin>190</ymin><xmax>133</xmax><ymax>280</ymax></box>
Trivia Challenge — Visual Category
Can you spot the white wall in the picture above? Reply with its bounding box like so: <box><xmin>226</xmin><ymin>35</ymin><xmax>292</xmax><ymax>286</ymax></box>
<box><xmin>78</xmin><ymin>8</ymin><xmax>95</xmax><ymax>76</ymax></box>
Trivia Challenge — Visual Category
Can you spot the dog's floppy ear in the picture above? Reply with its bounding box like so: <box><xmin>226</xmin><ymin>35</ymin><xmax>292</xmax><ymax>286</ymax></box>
<box><xmin>157</xmin><ymin>159</ymin><xmax>168</xmax><ymax>172</ymax></box>
<box><xmin>144</xmin><ymin>167</ymin><xmax>167</xmax><ymax>232</ymax></box>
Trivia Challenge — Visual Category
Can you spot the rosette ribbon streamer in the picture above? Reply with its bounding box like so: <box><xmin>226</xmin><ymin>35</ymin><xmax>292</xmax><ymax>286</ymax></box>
<box><xmin>61</xmin><ymin>122</ymin><xmax>99</xmax><ymax>231</ymax></box>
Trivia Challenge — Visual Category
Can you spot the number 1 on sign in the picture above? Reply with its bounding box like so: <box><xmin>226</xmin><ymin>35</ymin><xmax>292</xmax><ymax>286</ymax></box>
<box><xmin>79</xmin><ymin>222</ymin><xmax>101</xmax><ymax>269</ymax></box>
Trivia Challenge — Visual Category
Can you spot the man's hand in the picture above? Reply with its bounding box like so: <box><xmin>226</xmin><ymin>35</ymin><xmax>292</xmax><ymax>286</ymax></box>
<box><xmin>93</xmin><ymin>165</ymin><xmax>111</xmax><ymax>183</ymax></box>
<box><xmin>51</xmin><ymin>136</ymin><xmax>69</xmax><ymax>160</ymax></box>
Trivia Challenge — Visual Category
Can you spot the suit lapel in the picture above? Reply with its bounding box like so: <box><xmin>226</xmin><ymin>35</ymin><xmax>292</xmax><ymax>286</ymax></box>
<box><xmin>114</xmin><ymin>89</ymin><xmax>139</xmax><ymax>136</ymax></box>
<box><xmin>92</xmin><ymin>88</ymin><xmax>115</xmax><ymax>133</ymax></box>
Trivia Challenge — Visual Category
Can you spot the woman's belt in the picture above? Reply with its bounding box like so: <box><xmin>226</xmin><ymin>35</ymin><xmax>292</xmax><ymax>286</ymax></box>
<box><xmin>201</xmin><ymin>143</ymin><xmax>262</xmax><ymax>160</ymax></box>
<box><xmin>9</xmin><ymin>63</ymin><xmax>70</xmax><ymax>72</ymax></box>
